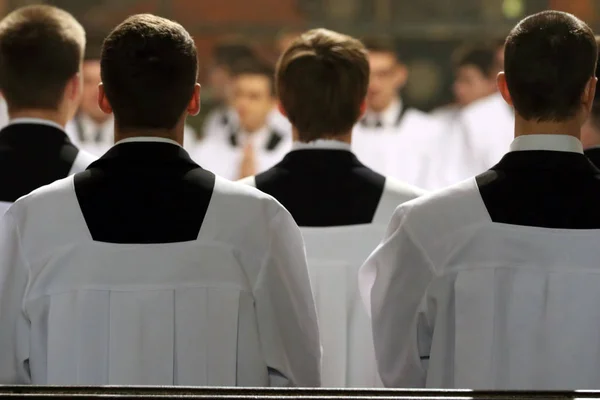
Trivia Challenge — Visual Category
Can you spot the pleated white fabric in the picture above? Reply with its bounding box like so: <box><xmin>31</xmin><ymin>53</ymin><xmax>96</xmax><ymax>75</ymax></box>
<box><xmin>0</xmin><ymin>175</ymin><xmax>321</xmax><ymax>386</ymax></box>
<box><xmin>301</xmin><ymin>179</ymin><xmax>424</xmax><ymax>387</ymax></box>
<box><xmin>362</xmin><ymin>177</ymin><xmax>600</xmax><ymax>389</ymax></box>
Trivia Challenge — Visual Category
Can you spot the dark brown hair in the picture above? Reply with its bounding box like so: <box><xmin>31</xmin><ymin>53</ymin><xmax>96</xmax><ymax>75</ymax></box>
<box><xmin>0</xmin><ymin>5</ymin><xmax>85</xmax><ymax>111</ymax></box>
<box><xmin>453</xmin><ymin>43</ymin><xmax>498</xmax><ymax>78</ymax></box>
<box><xmin>276</xmin><ymin>28</ymin><xmax>369</xmax><ymax>142</ymax></box>
<box><xmin>101</xmin><ymin>14</ymin><xmax>198</xmax><ymax>130</ymax></box>
<box><xmin>505</xmin><ymin>10</ymin><xmax>597</xmax><ymax>122</ymax></box>
<box><xmin>231</xmin><ymin>58</ymin><xmax>276</xmax><ymax>96</ymax></box>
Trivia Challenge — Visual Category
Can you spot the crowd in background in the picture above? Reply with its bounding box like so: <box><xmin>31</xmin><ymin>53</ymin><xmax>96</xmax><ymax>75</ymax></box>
<box><xmin>0</xmin><ymin>30</ymin><xmax>524</xmax><ymax>191</ymax></box>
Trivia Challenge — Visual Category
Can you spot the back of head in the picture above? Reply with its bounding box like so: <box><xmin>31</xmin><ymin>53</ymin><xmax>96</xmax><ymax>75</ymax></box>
<box><xmin>504</xmin><ymin>10</ymin><xmax>597</xmax><ymax>122</ymax></box>
<box><xmin>276</xmin><ymin>28</ymin><xmax>369</xmax><ymax>142</ymax></box>
<box><xmin>101</xmin><ymin>14</ymin><xmax>198</xmax><ymax>131</ymax></box>
<box><xmin>0</xmin><ymin>5</ymin><xmax>85</xmax><ymax>112</ymax></box>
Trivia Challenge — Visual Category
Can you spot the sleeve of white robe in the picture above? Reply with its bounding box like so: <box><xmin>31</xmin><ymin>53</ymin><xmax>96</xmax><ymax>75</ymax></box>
<box><xmin>254</xmin><ymin>206</ymin><xmax>322</xmax><ymax>387</ymax></box>
<box><xmin>0</xmin><ymin>211</ymin><xmax>30</xmax><ymax>384</ymax></box>
<box><xmin>362</xmin><ymin>204</ymin><xmax>435</xmax><ymax>388</ymax></box>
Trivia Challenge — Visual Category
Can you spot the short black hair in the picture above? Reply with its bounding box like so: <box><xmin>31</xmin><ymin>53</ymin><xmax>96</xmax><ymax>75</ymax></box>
<box><xmin>504</xmin><ymin>10</ymin><xmax>597</xmax><ymax>122</ymax></box>
<box><xmin>0</xmin><ymin>5</ymin><xmax>85</xmax><ymax>111</ymax></box>
<box><xmin>213</xmin><ymin>41</ymin><xmax>256</xmax><ymax>70</ymax></box>
<box><xmin>231</xmin><ymin>58</ymin><xmax>276</xmax><ymax>96</ymax></box>
<box><xmin>101</xmin><ymin>14</ymin><xmax>198</xmax><ymax>130</ymax></box>
<box><xmin>453</xmin><ymin>43</ymin><xmax>498</xmax><ymax>78</ymax></box>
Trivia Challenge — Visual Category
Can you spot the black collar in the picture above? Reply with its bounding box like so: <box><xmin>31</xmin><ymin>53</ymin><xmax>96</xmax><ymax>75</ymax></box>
<box><xmin>88</xmin><ymin>141</ymin><xmax>198</xmax><ymax>171</ymax></box>
<box><xmin>0</xmin><ymin>123</ymin><xmax>72</xmax><ymax>148</ymax></box>
<box><xmin>493</xmin><ymin>150</ymin><xmax>600</xmax><ymax>174</ymax></box>
<box><xmin>360</xmin><ymin>106</ymin><xmax>409</xmax><ymax>128</ymax></box>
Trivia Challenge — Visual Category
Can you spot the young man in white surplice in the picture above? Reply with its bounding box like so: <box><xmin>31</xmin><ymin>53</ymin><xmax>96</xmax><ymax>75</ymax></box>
<box><xmin>0</xmin><ymin>14</ymin><xmax>321</xmax><ymax>387</ymax></box>
<box><xmin>241</xmin><ymin>29</ymin><xmax>425</xmax><ymax>388</ymax></box>
<box><xmin>362</xmin><ymin>10</ymin><xmax>600</xmax><ymax>390</ymax></box>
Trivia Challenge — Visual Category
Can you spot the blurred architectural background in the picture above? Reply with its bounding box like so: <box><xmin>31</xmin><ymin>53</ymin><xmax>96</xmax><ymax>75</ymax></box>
<box><xmin>0</xmin><ymin>0</ymin><xmax>597</xmax><ymax>125</ymax></box>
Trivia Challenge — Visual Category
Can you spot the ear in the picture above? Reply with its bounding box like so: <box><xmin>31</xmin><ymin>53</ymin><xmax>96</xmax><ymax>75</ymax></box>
<box><xmin>394</xmin><ymin>63</ymin><xmax>409</xmax><ymax>90</ymax></box>
<box><xmin>98</xmin><ymin>83</ymin><xmax>113</xmax><ymax>114</ymax></box>
<box><xmin>277</xmin><ymin>101</ymin><xmax>287</xmax><ymax>117</ymax></box>
<box><xmin>359</xmin><ymin>99</ymin><xmax>367</xmax><ymax>119</ymax></box>
<box><xmin>497</xmin><ymin>72</ymin><xmax>513</xmax><ymax>107</ymax></box>
<box><xmin>582</xmin><ymin>76</ymin><xmax>597</xmax><ymax>114</ymax></box>
<box><xmin>66</xmin><ymin>73</ymin><xmax>82</xmax><ymax>102</ymax></box>
<box><xmin>187</xmin><ymin>83</ymin><xmax>201</xmax><ymax>116</ymax></box>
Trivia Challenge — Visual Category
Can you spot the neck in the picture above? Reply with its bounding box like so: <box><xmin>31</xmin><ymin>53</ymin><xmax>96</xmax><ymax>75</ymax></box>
<box><xmin>369</xmin><ymin>96</ymin><xmax>399</xmax><ymax>114</ymax></box>
<box><xmin>84</xmin><ymin>112</ymin><xmax>111</xmax><ymax>125</ymax></box>
<box><xmin>115</xmin><ymin>127</ymin><xmax>183</xmax><ymax>146</ymax></box>
<box><xmin>293</xmin><ymin>128</ymin><xmax>352</xmax><ymax>144</ymax></box>
<box><xmin>514</xmin><ymin>115</ymin><xmax>582</xmax><ymax>140</ymax></box>
<box><xmin>9</xmin><ymin>109</ymin><xmax>68</xmax><ymax>128</ymax></box>
<box><xmin>241</xmin><ymin>124</ymin><xmax>266</xmax><ymax>135</ymax></box>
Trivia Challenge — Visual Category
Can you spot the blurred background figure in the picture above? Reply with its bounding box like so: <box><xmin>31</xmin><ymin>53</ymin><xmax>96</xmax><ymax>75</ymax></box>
<box><xmin>66</xmin><ymin>52</ymin><xmax>113</xmax><ymax>156</ymax></box>
<box><xmin>195</xmin><ymin>59</ymin><xmax>291</xmax><ymax>180</ymax></box>
<box><xmin>0</xmin><ymin>0</ymin><xmax>595</xmax><ymax>184</ymax></box>
<box><xmin>426</xmin><ymin>42</ymin><xmax>503</xmax><ymax>189</ymax></box>
<box><xmin>352</xmin><ymin>37</ymin><xmax>438</xmax><ymax>189</ymax></box>
<box><xmin>200</xmin><ymin>40</ymin><xmax>255</xmax><ymax>140</ymax></box>
<box><xmin>452</xmin><ymin>44</ymin><xmax>499</xmax><ymax>108</ymax></box>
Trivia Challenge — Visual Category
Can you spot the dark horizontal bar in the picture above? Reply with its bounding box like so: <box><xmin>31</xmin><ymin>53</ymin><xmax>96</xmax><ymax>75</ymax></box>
<box><xmin>0</xmin><ymin>386</ymin><xmax>598</xmax><ymax>400</ymax></box>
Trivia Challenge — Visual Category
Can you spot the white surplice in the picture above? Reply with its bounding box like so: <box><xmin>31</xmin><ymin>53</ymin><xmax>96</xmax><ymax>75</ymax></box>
<box><xmin>361</xmin><ymin>136</ymin><xmax>600</xmax><ymax>389</ymax></box>
<box><xmin>0</xmin><ymin>165</ymin><xmax>321</xmax><ymax>386</ymax></box>
<box><xmin>243</xmin><ymin>140</ymin><xmax>425</xmax><ymax>387</ymax></box>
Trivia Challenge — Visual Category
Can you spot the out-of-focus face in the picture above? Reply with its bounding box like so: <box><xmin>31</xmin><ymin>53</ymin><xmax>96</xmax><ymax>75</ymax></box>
<box><xmin>366</xmin><ymin>51</ymin><xmax>407</xmax><ymax>113</ymax></box>
<box><xmin>453</xmin><ymin>65</ymin><xmax>497</xmax><ymax>107</ymax></box>
<box><xmin>80</xmin><ymin>60</ymin><xmax>107</xmax><ymax>122</ymax></box>
<box><xmin>233</xmin><ymin>74</ymin><xmax>275</xmax><ymax>133</ymax></box>
<box><xmin>209</xmin><ymin>64</ymin><xmax>233</xmax><ymax>105</ymax></box>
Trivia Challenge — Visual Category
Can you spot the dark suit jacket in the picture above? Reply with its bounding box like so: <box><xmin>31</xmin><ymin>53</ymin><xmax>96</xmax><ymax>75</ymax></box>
<box><xmin>0</xmin><ymin>122</ymin><xmax>90</xmax><ymax>203</ymax></box>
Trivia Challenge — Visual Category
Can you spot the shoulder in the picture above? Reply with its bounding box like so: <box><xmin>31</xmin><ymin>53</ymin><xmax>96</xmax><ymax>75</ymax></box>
<box><xmin>212</xmin><ymin>175</ymin><xmax>285</xmax><ymax>217</ymax></box>
<box><xmin>393</xmin><ymin>178</ymin><xmax>487</xmax><ymax>243</ymax></box>
<box><xmin>237</xmin><ymin>175</ymin><xmax>256</xmax><ymax>187</ymax></box>
<box><xmin>7</xmin><ymin>175</ymin><xmax>77</xmax><ymax>232</ymax></box>
<box><xmin>71</xmin><ymin>148</ymin><xmax>97</xmax><ymax>173</ymax></box>
<box><xmin>384</xmin><ymin>177</ymin><xmax>427</xmax><ymax>200</ymax></box>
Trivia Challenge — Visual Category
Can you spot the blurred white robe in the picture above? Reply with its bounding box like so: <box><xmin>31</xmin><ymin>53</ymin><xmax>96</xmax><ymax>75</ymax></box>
<box><xmin>352</xmin><ymin>100</ymin><xmax>438</xmax><ymax>190</ymax></box>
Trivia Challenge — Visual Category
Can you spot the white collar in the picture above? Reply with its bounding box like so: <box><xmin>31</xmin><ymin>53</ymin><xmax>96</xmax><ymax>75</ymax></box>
<box><xmin>9</xmin><ymin>117</ymin><xmax>65</xmax><ymax>132</ymax></box>
<box><xmin>237</xmin><ymin>125</ymin><xmax>272</xmax><ymax>147</ymax></box>
<box><xmin>115</xmin><ymin>136</ymin><xmax>182</xmax><ymax>147</ymax></box>
<box><xmin>292</xmin><ymin>139</ymin><xmax>352</xmax><ymax>152</ymax></box>
<box><xmin>510</xmin><ymin>134</ymin><xmax>583</xmax><ymax>154</ymax></box>
<box><xmin>365</xmin><ymin>98</ymin><xmax>403</xmax><ymax>127</ymax></box>
<box><xmin>78</xmin><ymin>113</ymin><xmax>114</xmax><ymax>130</ymax></box>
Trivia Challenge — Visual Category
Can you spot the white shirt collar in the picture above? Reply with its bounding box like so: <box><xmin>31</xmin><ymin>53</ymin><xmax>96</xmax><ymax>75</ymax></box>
<box><xmin>365</xmin><ymin>98</ymin><xmax>403</xmax><ymax>127</ymax></box>
<box><xmin>9</xmin><ymin>117</ymin><xmax>65</xmax><ymax>132</ymax></box>
<box><xmin>510</xmin><ymin>134</ymin><xmax>583</xmax><ymax>154</ymax></box>
<box><xmin>292</xmin><ymin>139</ymin><xmax>352</xmax><ymax>152</ymax></box>
<box><xmin>77</xmin><ymin>113</ymin><xmax>114</xmax><ymax>142</ymax></box>
<box><xmin>237</xmin><ymin>125</ymin><xmax>272</xmax><ymax>148</ymax></box>
<box><xmin>115</xmin><ymin>136</ymin><xmax>182</xmax><ymax>147</ymax></box>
